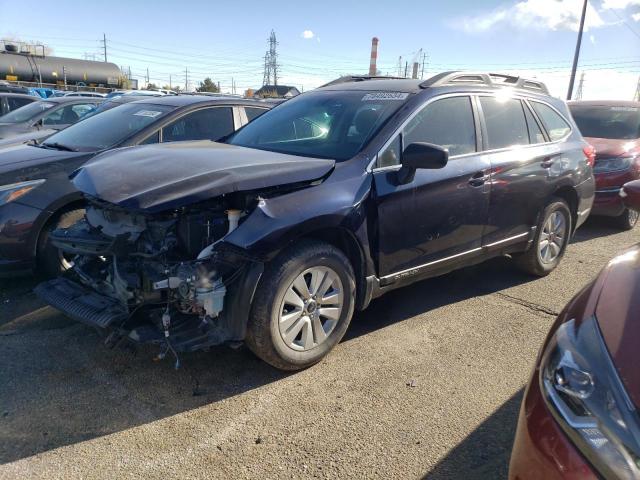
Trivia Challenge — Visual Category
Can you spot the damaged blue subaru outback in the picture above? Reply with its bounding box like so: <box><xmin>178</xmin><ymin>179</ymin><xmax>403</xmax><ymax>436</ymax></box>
<box><xmin>36</xmin><ymin>72</ymin><xmax>595</xmax><ymax>370</ymax></box>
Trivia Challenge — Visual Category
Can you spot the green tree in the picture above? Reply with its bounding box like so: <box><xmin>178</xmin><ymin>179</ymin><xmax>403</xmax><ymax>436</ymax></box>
<box><xmin>196</xmin><ymin>77</ymin><xmax>219</xmax><ymax>93</ymax></box>
<box><xmin>146</xmin><ymin>83</ymin><xmax>158</xmax><ymax>90</ymax></box>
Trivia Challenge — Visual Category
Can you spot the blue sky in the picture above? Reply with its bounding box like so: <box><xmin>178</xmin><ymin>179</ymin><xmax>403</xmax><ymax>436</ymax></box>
<box><xmin>1</xmin><ymin>0</ymin><xmax>639</xmax><ymax>99</ymax></box>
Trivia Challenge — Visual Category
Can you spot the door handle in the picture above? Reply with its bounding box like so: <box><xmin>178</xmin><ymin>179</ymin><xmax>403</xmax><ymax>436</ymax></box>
<box><xmin>469</xmin><ymin>171</ymin><xmax>489</xmax><ymax>187</ymax></box>
<box><xmin>541</xmin><ymin>154</ymin><xmax>561</xmax><ymax>168</ymax></box>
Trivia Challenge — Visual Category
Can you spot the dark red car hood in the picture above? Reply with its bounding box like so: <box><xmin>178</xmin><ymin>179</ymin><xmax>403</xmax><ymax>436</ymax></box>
<box><xmin>594</xmin><ymin>244</ymin><xmax>640</xmax><ymax>408</ymax></box>
<box><xmin>584</xmin><ymin>136</ymin><xmax>640</xmax><ymax>159</ymax></box>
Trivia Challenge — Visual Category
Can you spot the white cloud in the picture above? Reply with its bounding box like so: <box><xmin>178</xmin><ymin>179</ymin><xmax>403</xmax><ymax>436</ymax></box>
<box><xmin>589</xmin><ymin>34</ymin><xmax>596</xmax><ymax>43</ymax></box>
<box><xmin>301</xmin><ymin>30</ymin><xmax>314</xmax><ymax>39</ymax></box>
<box><xmin>456</xmin><ymin>0</ymin><xmax>605</xmax><ymax>33</ymax></box>
<box><xmin>633</xmin><ymin>12</ymin><xmax>640</xmax><ymax>21</ymax></box>
<box><xmin>602</xmin><ymin>0</ymin><xmax>640</xmax><ymax>9</ymax></box>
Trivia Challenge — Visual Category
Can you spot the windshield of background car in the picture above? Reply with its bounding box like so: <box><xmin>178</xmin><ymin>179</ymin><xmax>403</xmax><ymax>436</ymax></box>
<box><xmin>227</xmin><ymin>90</ymin><xmax>408</xmax><ymax>160</ymax></box>
<box><xmin>0</xmin><ymin>101</ymin><xmax>55</xmax><ymax>123</ymax></box>
<box><xmin>42</xmin><ymin>103</ymin><xmax>174</xmax><ymax>151</ymax></box>
<box><xmin>570</xmin><ymin>105</ymin><xmax>640</xmax><ymax>140</ymax></box>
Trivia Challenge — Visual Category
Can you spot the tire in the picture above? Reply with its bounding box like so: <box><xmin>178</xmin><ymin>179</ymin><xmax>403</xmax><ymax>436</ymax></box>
<box><xmin>513</xmin><ymin>198</ymin><xmax>572</xmax><ymax>277</ymax></box>
<box><xmin>612</xmin><ymin>208</ymin><xmax>639</xmax><ymax>231</ymax></box>
<box><xmin>37</xmin><ymin>208</ymin><xmax>85</xmax><ymax>278</ymax></box>
<box><xmin>245</xmin><ymin>239</ymin><xmax>356</xmax><ymax>371</ymax></box>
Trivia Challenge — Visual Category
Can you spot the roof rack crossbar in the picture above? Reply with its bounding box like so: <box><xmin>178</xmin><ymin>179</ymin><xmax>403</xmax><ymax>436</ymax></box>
<box><xmin>419</xmin><ymin>71</ymin><xmax>549</xmax><ymax>95</ymax></box>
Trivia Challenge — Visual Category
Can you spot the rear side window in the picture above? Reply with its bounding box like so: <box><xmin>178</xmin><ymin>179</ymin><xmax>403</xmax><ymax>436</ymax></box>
<box><xmin>523</xmin><ymin>104</ymin><xmax>545</xmax><ymax>144</ymax></box>
<box><xmin>531</xmin><ymin>102</ymin><xmax>571</xmax><ymax>141</ymax></box>
<box><xmin>162</xmin><ymin>107</ymin><xmax>234</xmax><ymax>142</ymax></box>
<box><xmin>6</xmin><ymin>97</ymin><xmax>34</xmax><ymax>111</ymax></box>
<box><xmin>403</xmin><ymin>96</ymin><xmax>476</xmax><ymax>157</ymax></box>
<box><xmin>480</xmin><ymin>97</ymin><xmax>529</xmax><ymax>150</ymax></box>
<box><xmin>245</xmin><ymin>107</ymin><xmax>268</xmax><ymax>122</ymax></box>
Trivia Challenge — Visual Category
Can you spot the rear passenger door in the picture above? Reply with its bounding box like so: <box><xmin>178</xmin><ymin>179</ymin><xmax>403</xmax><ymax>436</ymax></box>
<box><xmin>373</xmin><ymin>95</ymin><xmax>491</xmax><ymax>278</ymax></box>
<box><xmin>477</xmin><ymin>95</ymin><xmax>554</xmax><ymax>247</ymax></box>
<box><xmin>160</xmin><ymin>106</ymin><xmax>235</xmax><ymax>142</ymax></box>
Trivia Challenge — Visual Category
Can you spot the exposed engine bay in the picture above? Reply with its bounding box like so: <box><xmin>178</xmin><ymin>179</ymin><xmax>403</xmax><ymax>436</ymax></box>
<box><xmin>37</xmin><ymin>192</ymin><xmax>264</xmax><ymax>367</ymax></box>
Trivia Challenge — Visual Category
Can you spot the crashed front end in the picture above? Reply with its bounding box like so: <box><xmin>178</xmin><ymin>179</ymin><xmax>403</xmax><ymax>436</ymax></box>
<box><xmin>35</xmin><ymin>192</ymin><xmax>263</xmax><ymax>364</ymax></box>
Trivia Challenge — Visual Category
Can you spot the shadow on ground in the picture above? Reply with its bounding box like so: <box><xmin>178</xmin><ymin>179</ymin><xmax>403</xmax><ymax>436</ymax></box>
<box><xmin>423</xmin><ymin>389</ymin><xmax>524</xmax><ymax>479</ymax></box>
<box><xmin>0</xmin><ymin>219</ymin><xmax>614</xmax><ymax>465</ymax></box>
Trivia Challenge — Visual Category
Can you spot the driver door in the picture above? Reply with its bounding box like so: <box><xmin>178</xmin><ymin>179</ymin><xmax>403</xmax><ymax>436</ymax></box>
<box><xmin>373</xmin><ymin>95</ymin><xmax>491</xmax><ymax>278</ymax></box>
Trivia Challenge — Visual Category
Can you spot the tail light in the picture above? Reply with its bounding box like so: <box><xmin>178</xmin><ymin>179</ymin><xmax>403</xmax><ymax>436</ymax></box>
<box><xmin>583</xmin><ymin>145</ymin><xmax>596</xmax><ymax>168</ymax></box>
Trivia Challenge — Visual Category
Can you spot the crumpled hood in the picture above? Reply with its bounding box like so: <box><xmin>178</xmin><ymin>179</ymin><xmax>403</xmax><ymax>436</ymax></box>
<box><xmin>0</xmin><ymin>144</ymin><xmax>87</xmax><ymax>177</ymax></box>
<box><xmin>73</xmin><ymin>141</ymin><xmax>335</xmax><ymax>213</ymax></box>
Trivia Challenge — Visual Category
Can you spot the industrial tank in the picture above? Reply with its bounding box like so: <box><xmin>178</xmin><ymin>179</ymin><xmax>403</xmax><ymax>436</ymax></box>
<box><xmin>0</xmin><ymin>51</ymin><xmax>121</xmax><ymax>86</ymax></box>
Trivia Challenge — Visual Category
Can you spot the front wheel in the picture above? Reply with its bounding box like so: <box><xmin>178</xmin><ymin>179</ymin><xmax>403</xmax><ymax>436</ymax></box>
<box><xmin>612</xmin><ymin>208</ymin><xmax>639</xmax><ymax>231</ymax></box>
<box><xmin>37</xmin><ymin>209</ymin><xmax>84</xmax><ymax>278</ymax></box>
<box><xmin>246</xmin><ymin>240</ymin><xmax>355</xmax><ymax>371</ymax></box>
<box><xmin>513</xmin><ymin>198</ymin><xmax>572</xmax><ymax>277</ymax></box>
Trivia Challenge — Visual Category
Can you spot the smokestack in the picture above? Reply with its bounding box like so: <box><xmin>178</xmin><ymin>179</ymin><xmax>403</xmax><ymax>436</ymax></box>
<box><xmin>369</xmin><ymin>37</ymin><xmax>379</xmax><ymax>76</ymax></box>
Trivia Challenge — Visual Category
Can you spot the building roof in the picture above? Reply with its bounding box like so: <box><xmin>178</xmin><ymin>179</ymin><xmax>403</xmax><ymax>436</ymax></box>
<box><xmin>254</xmin><ymin>85</ymin><xmax>300</xmax><ymax>96</ymax></box>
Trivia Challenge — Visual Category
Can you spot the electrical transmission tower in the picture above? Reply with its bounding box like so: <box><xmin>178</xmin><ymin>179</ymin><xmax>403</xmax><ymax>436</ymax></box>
<box><xmin>262</xmin><ymin>30</ymin><xmax>279</xmax><ymax>86</ymax></box>
<box><xmin>575</xmin><ymin>72</ymin><xmax>585</xmax><ymax>100</ymax></box>
<box><xmin>634</xmin><ymin>76</ymin><xmax>640</xmax><ymax>101</ymax></box>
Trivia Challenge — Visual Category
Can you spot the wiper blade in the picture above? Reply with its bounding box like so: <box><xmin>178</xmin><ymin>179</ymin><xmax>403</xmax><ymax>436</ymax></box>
<box><xmin>41</xmin><ymin>142</ymin><xmax>77</xmax><ymax>152</ymax></box>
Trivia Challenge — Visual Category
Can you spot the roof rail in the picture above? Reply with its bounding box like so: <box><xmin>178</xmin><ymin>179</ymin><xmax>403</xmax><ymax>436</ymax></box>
<box><xmin>321</xmin><ymin>75</ymin><xmax>407</xmax><ymax>87</ymax></box>
<box><xmin>419</xmin><ymin>71</ymin><xmax>549</xmax><ymax>95</ymax></box>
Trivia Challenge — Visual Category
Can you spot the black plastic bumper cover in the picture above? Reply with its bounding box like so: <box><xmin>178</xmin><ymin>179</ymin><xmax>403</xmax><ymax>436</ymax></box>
<box><xmin>34</xmin><ymin>278</ymin><xmax>128</xmax><ymax>328</ymax></box>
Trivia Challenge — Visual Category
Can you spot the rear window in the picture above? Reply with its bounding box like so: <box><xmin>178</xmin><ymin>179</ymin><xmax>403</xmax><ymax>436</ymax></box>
<box><xmin>531</xmin><ymin>102</ymin><xmax>571</xmax><ymax>141</ymax></box>
<box><xmin>569</xmin><ymin>104</ymin><xmax>640</xmax><ymax>140</ymax></box>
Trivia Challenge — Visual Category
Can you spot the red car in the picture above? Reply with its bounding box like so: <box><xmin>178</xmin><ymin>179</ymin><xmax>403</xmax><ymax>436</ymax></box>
<box><xmin>569</xmin><ymin>101</ymin><xmax>640</xmax><ymax>230</ymax></box>
<box><xmin>509</xmin><ymin>179</ymin><xmax>640</xmax><ymax>479</ymax></box>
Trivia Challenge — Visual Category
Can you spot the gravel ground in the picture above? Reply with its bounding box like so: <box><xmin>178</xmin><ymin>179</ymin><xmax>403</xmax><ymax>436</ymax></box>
<box><xmin>0</xmin><ymin>218</ymin><xmax>638</xmax><ymax>480</ymax></box>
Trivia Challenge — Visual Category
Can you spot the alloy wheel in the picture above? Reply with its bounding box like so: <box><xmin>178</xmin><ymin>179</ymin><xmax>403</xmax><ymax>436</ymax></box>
<box><xmin>278</xmin><ymin>266</ymin><xmax>344</xmax><ymax>351</ymax></box>
<box><xmin>539</xmin><ymin>211</ymin><xmax>567</xmax><ymax>264</ymax></box>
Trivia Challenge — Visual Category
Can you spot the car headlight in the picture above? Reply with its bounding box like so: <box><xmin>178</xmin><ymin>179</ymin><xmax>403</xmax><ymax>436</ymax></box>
<box><xmin>593</xmin><ymin>157</ymin><xmax>633</xmax><ymax>174</ymax></box>
<box><xmin>540</xmin><ymin>316</ymin><xmax>640</xmax><ymax>479</ymax></box>
<box><xmin>0</xmin><ymin>179</ymin><xmax>45</xmax><ymax>206</ymax></box>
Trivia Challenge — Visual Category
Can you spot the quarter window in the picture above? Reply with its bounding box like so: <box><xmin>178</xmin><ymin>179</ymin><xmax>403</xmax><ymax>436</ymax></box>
<box><xmin>162</xmin><ymin>107</ymin><xmax>234</xmax><ymax>142</ymax></box>
<box><xmin>480</xmin><ymin>97</ymin><xmax>529</xmax><ymax>150</ymax></box>
<box><xmin>403</xmin><ymin>96</ymin><xmax>476</xmax><ymax>157</ymax></box>
<box><xmin>378</xmin><ymin>135</ymin><xmax>401</xmax><ymax>168</ymax></box>
<box><xmin>531</xmin><ymin>102</ymin><xmax>571</xmax><ymax>141</ymax></box>
<box><xmin>7</xmin><ymin>97</ymin><xmax>33</xmax><ymax>112</ymax></box>
<box><xmin>245</xmin><ymin>107</ymin><xmax>268</xmax><ymax>122</ymax></box>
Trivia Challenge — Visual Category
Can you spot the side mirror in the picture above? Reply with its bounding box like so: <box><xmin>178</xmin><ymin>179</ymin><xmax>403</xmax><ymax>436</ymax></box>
<box><xmin>397</xmin><ymin>142</ymin><xmax>448</xmax><ymax>184</ymax></box>
<box><xmin>33</xmin><ymin>119</ymin><xmax>43</xmax><ymax>129</ymax></box>
<box><xmin>621</xmin><ymin>180</ymin><xmax>640</xmax><ymax>211</ymax></box>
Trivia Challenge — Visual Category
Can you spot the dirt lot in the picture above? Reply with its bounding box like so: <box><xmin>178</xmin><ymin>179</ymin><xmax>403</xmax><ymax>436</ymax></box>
<box><xmin>0</xmin><ymin>218</ymin><xmax>637</xmax><ymax>480</ymax></box>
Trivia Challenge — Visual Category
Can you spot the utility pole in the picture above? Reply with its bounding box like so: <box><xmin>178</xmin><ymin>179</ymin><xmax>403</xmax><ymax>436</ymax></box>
<box><xmin>575</xmin><ymin>72</ymin><xmax>585</xmax><ymax>100</ymax></box>
<box><xmin>398</xmin><ymin>56</ymin><xmax>402</xmax><ymax>77</ymax></box>
<box><xmin>146</xmin><ymin>67</ymin><xmax>149</xmax><ymax>86</ymax></box>
<box><xmin>567</xmin><ymin>0</ymin><xmax>588</xmax><ymax>100</ymax></box>
<box><xmin>102</xmin><ymin>33</ymin><xmax>108</xmax><ymax>62</ymax></box>
<box><xmin>63</xmin><ymin>65</ymin><xmax>67</xmax><ymax>88</ymax></box>
<box><xmin>421</xmin><ymin>52</ymin><xmax>428</xmax><ymax>79</ymax></box>
<box><xmin>184</xmin><ymin>67</ymin><xmax>188</xmax><ymax>91</ymax></box>
<box><xmin>634</xmin><ymin>76</ymin><xmax>640</xmax><ymax>101</ymax></box>
<box><xmin>404</xmin><ymin>61</ymin><xmax>408</xmax><ymax>78</ymax></box>
<box><xmin>169</xmin><ymin>74</ymin><xmax>172</xmax><ymax>89</ymax></box>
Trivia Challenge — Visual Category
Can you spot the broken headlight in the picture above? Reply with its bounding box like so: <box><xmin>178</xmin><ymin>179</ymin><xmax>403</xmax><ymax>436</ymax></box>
<box><xmin>0</xmin><ymin>179</ymin><xmax>45</xmax><ymax>206</ymax></box>
<box><xmin>541</xmin><ymin>315</ymin><xmax>640</xmax><ymax>479</ymax></box>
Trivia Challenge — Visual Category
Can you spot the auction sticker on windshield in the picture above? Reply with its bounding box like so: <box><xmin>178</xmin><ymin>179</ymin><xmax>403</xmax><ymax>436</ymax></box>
<box><xmin>362</xmin><ymin>92</ymin><xmax>409</xmax><ymax>101</ymax></box>
<box><xmin>133</xmin><ymin>110</ymin><xmax>164</xmax><ymax>118</ymax></box>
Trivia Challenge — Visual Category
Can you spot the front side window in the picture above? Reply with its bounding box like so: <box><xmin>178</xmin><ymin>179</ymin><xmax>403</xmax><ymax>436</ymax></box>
<box><xmin>531</xmin><ymin>102</ymin><xmax>572</xmax><ymax>141</ymax></box>
<box><xmin>569</xmin><ymin>104</ymin><xmax>639</xmax><ymax>140</ymax></box>
<box><xmin>480</xmin><ymin>97</ymin><xmax>529</xmax><ymax>150</ymax></box>
<box><xmin>404</xmin><ymin>96</ymin><xmax>476</xmax><ymax>156</ymax></box>
<box><xmin>0</xmin><ymin>101</ymin><xmax>54</xmax><ymax>123</ymax></box>
<box><xmin>41</xmin><ymin>103</ymin><xmax>174</xmax><ymax>151</ymax></box>
<box><xmin>162</xmin><ymin>107</ymin><xmax>234</xmax><ymax>142</ymax></box>
<box><xmin>228</xmin><ymin>90</ymin><xmax>407</xmax><ymax>161</ymax></box>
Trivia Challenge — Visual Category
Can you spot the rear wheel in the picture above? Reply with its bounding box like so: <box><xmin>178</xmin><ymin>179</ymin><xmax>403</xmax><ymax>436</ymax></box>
<box><xmin>37</xmin><ymin>208</ymin><xmax>84</xmax><ymax>278</ymax></box>
<box><xmin>245</xmin><ymin>240</ymin><xmax>355</xmax><ymax>371</ymax></box>
<box><xmin>612</xmin><ymin>208</ymin><xmax>639</xmax><ymax>231</ymax></box>
<box><xmin>513</xmin><ymin>198</ymin><xmax>572</xmax><ymax>277</ymax></box>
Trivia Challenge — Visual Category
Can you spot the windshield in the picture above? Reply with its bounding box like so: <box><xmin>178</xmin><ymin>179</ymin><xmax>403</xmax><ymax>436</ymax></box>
<box><xmin>228</xmin><ymin>90</ymin><xmax>408</xmax><ymax>160</ymax></box>
<box><xmin>0</xmin><ymin>101</ymin><xmax>55</xmax><ymax>123</ymax></box>
<box><xmin>570</xmin><ymin>105</ymin><xmax>640</xmax><ymax>140</ymax></box>
<box><xmin>42</xmin><ymin>102</ymin><xmax>174</xmax><ymax>151</ymax></box>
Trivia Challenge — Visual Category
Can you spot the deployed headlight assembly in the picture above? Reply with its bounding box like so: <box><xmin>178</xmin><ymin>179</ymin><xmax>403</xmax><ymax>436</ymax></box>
<box><xmin>0</xmin><ymin>179</ymin><xmax>45</xmax><ymax>206</ymax></box>
<box><xmin>541</xmin><ymin>316</ymin><xmax>640</xmax><ymax>479</ymax></box>
<box><xmin>593</xmin><ymin>156</ymin><xmax>634</xmax><ymax>174</ymax></box>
